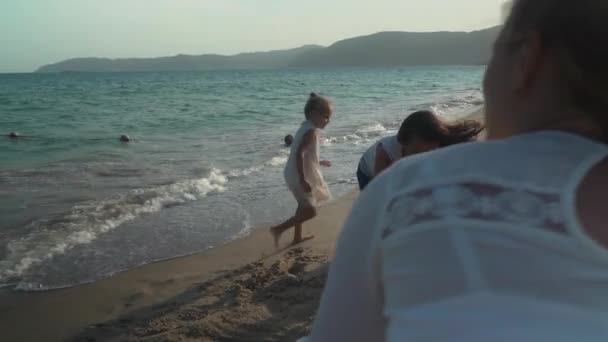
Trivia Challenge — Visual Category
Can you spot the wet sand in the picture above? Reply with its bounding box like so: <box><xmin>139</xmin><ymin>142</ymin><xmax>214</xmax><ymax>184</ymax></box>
<box><xmin>0</xmin><ymin>192</ymin><xmax>358</xmax><ymax>342</ymax></box>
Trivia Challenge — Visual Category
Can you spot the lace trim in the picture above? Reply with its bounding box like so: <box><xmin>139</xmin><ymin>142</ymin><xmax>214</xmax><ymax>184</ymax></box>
<box><xmin>383</xmin><ymin>184</ymin><xmax>566</xmax><ymax>239</ymax></box>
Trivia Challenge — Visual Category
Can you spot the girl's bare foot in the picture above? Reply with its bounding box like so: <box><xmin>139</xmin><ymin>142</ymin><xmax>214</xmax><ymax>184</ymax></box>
<box><xmin>291</xmin><ymin>235</ymin><xmax>315</xmax><ymax>246</ymax></box>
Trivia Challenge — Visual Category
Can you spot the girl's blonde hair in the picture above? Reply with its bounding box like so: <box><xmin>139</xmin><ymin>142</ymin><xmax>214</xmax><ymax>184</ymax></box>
<box><xmin>505</xmin><ymin>0</ymin><xmax>608</xmax><ymax>140</ymax></box>
<box><xmin>304</xmin><ymin>93</ymin><xmax>332</xmax><ymax>118</ymax></box>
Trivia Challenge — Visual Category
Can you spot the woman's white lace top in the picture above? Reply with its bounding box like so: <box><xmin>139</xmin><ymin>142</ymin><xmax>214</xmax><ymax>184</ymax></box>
<box><xmin>309</xmin><ymin>131</ymin><xmax>608</xmax><ymax>342</ymax></box>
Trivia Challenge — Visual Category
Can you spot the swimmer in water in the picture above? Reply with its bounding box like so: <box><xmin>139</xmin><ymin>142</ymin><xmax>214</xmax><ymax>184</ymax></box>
<box><xmin>284</xmin><ymin>134</ymin><xmax>294</xmax><ymax>147</ymax></box>
<box><xmin>8</xmin><ymin>132</ymin><xmax>19</xmax><ymax>138</ymax></box>
<box><xmin>120</xmin><ymin>134</ymin><xmax>130</xmax><ymax>142</ymax></box>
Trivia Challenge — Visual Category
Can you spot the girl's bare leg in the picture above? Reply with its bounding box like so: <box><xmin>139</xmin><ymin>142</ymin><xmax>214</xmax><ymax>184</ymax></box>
<box><xmin>270</xmin><ymin>205</ymin><xmax>316</xmax><ymax>248</ymax></box>
<box><xmin>292</xmin><ymin>222</ymin><xmax>315</xmax><ymax>245</ymax></box>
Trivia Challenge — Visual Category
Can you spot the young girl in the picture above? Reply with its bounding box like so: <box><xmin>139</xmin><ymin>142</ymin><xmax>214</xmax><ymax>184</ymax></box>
<box><xmin>271</xmin><ymin>93</ymin><xmax>333</xmax><ymax>247</ymax></box>
<box><xmin>356</xmin><ymin>110</ymin><xmax>484</xmax><ymax>189</ymax></box>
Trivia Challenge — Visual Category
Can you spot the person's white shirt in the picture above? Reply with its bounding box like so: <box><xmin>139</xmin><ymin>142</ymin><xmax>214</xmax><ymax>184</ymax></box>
<box><xmin>309</xmin><ymin>130</ymin><xmax>608</xmax><ymax>341</ymax></box>
<box><xmin>358</xmin><ymin>135</ymin><xmax>403</xmax><ymax>177</ymax></box>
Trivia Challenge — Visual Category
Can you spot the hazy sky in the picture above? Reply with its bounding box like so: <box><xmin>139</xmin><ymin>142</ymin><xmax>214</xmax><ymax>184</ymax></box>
<box><xmin>1</xmin><ymin>0</ymin><xmax>505</xmax><ymax>73</ymax></box>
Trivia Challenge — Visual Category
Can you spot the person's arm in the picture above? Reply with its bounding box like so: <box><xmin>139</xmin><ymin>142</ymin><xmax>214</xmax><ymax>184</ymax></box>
<box><xmin>374</xmin><ymin>143</ymin><xmax>392</xmax><ymax>176</ymax></box>
<box><xmin>308</xmin><ymin>171</ymin><xmax>390</xmax><ymax>341</ymax></box>
<box><xmin>297</xmin><ymin>129</ymin><xmax>316</xmax><ymax>193</ymax></box>
<box><xmin>320</xmin><ymin>160</ymin><xmax>331</xmax><ymax>167</ymax></box>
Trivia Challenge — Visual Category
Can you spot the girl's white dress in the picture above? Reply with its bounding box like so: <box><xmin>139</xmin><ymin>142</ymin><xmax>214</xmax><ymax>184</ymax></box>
<box><xmin>284</xmin><ymin>120</ymin><xmax>331</xmax><ymax>207</ymax></box>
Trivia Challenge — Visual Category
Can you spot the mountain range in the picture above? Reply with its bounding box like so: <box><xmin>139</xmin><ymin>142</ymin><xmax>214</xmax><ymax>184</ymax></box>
<box><xmin>36</xmin><ymin>26</ymin><xmax>501</xmax><ymax>72</ymax></box>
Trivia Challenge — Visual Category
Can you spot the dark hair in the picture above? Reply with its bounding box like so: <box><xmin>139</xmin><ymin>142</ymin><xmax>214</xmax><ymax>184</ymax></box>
<box><xmin>397</xmin><ymin>110</ymin><xmax>484</xmax><ymax>147</ymax></box>
<box><xmin>304</xmin><ymin>92</ymin><xmax>332</xmax><ymax>118</ymax></box>
<box><xmin>505</xmin><ymin>0</ymin><xmax>608</xmax><ymax>139</ymax></box>
<box><xmin>284</xmin><ymin>134</ymin><xmax>294</xmax><ymax>145</ymax></box>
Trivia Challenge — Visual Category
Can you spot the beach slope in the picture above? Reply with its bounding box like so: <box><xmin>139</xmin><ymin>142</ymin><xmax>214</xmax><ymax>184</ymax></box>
<box><xmin>0</xmin><ymin>192</ymin><xmax>357</xmax><ymax>342</ymax></box>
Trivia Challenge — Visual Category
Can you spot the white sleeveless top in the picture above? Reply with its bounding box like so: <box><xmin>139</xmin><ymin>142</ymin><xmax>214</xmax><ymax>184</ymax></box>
<box><xmin>359</xmin><ymin>135</ymin><xmax>403</xmax><ymax>177</ymax></box>
<box><xmin>309</xmin><ymin>131</ymin><xmax>608</xmax><ymax>341</ymax></box>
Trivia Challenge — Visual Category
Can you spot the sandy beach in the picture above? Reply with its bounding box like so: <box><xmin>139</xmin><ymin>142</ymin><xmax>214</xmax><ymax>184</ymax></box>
<box><xmin>0</xmin><ymin>191</ymin><xmax>358</xmax><ymax>342</ymax></box>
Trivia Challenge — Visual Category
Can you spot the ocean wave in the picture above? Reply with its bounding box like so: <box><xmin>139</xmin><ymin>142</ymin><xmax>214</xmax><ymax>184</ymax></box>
<box><xmin>227</xmin><ymin>211</ymin><xmax>253</xmax><ymax>242</ymax></box>
<box><xmin>228</xmin><ymin>165</ymin><xmax>264</xmax><ymax>178</ymax></box>
<box><xmin>266</xmin><ymin>155</ymin><xmax>288</xmax><ymax>167</ymax></box>
<box><xmin>94</xmin><ymin>168</ymin><xmax>144</xmax><ymax>178</ymax></box>
<box><xmin>227</xmin><ymin>152</ymin><xmax>288</xmax><ymax>178</ymax></box>
<box><xmin>0</xmin><ymin>168</ymin><xmax>227</xmax><ymax>285</ymax></box>
<box><xmin>355</xmin><ymin>123</ymin><xmax>387</xmax><ymax>135</ymax></box>
<box><xmin>323</xmin><ymin>122</ymin><xmax>389</xmax><ymax>146</ymax></box>
<box><xmin>424</xmin><ymin>92</ymin><xmax>485</xmax><ymax>118</ymax></box>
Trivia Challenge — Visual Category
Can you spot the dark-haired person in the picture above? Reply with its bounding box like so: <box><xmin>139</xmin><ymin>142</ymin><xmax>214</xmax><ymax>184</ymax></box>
<box><xmin>356</xmin><ymin>110</ymin><xmax>483</xmax><ymax>190</ymax></box>
<box><xmin>308</xmin><ymin>1</ymin><xmax>608</xmax><ymax>340</ymax></box>
<box><xmin>284</xmin><ymin>134</ymin><xmax>294</xmax><ymax>147</ymax></box>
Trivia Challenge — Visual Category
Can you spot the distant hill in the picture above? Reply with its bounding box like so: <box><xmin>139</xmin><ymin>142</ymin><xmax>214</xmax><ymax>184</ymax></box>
<box><xmin>36</xmin><ymin>26</ymin><xmax>500</xmax><ymax>72</ymax></box>
<box><xmin>290</xmin><ymin>26</ymin><xmax>501</xmax><ymax>67</ymax></box>
<box><xmin>36</xmin><ymin>45</ymin><xmax>323</xmax><ymax>73</ymax></box>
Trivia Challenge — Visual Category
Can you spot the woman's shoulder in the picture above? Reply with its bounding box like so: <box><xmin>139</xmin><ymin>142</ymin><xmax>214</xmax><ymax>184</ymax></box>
<box><xmin>384</xmin><ymin>130</ymin><xmax>608</xmax><ymax>194</ymax></box>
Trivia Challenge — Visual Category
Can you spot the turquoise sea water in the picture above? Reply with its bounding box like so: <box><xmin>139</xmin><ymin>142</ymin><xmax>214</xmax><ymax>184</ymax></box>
<box><xmin>0</xmin><ymin>67</ymin><xmax>484</xmax><ymax>290</ymax></box>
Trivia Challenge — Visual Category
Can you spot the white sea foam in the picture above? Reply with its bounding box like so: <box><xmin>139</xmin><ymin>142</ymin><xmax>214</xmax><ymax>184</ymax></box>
<box><xmin>228</xmin><ymin>166</ymin><xmax>263</xmax><ymax>178</ymax></box>
<box><xmin>323</xmin><ymin>122</ymin><xmax>389</xmax><ymax>146</ymax></box>
<box><xmin>427</xmin><ymin>92</ymin><xmax>485</xmax><ymax>119</ymax></box>
<box><xmin>266</xmin><ymin>155</ymin><xmax>288</xmax><ymax>167</ymax></box>
<box><xmin>227</xmin><ymin>151</ymin><xmax>288</xmax><ymax>178</ymax></box>
<box><xmin>0</xmin><ymin>168</ymin><xmax>227</xmax><ymax>284</ymax></box>
<box><xmin>229</xmin><ymin>210</ymin><xmax>254</xmax><ymax>242</ymax></box>
<box><xmin>355</xmin><ymin>123</ymin><xmax>387</xmax><ymax>135</ymax></box>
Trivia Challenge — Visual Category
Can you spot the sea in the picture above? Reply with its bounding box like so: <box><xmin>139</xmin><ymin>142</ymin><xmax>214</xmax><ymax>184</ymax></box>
<box><xmin>0</xmin><ymin>66</ymin><xmax>485</xmax><ymax>291</ymax></box>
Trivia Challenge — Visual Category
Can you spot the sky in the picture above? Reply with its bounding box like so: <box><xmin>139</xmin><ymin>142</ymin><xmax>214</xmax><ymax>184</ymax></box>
<box><xmin>0</xmin><ymin>0</ymin><xmax>506</xmax><ymax>73</ymax></box>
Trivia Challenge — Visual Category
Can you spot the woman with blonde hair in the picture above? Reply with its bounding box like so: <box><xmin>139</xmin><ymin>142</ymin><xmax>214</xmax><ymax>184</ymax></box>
<box><xmin>308</xmin><ymin>1</ymin><xmax>608</xmax><ymax>340</ymax></box>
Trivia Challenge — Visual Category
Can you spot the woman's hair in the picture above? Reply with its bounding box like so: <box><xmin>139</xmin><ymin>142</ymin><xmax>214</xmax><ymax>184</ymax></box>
<box><xmin>505</xmin><ymin>0</ymin><xmax>608</xmax><ymax>138</ymax></box>
<box><xmin>304</xmin><ymin>92</ymin><xmax>332</xmax><ymax>118</ymax></box>
<box><xmin>397</xmin><ymin>110</ymin><xmax>484</xmax><ymax>147</ymax></box>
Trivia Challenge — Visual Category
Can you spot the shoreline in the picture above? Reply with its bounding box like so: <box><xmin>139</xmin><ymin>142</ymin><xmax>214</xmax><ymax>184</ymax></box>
<box><xmin>0</xmin><ymin>191</ymin><xmax>358</xmax><ymax>342</ymax></box>
<box><xmin>0</xmin><ymin>107</ymin><xmax>485</xmax><ymax>342</ymax></box>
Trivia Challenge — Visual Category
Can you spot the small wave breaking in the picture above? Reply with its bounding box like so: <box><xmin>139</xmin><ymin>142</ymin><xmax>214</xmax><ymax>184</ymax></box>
<box><xmin>0</xmin><ymin>169</ymin><xmax>227</xmax><ymax>286</ymax></box>
<box><xmin>227</xmin><ymin>152</ymin><xmax>288</xmax><ymax>178</ymax></box>
<box><xmin>323</xmin><ymin>122</ymin><xmax>390</xmax><ymax>146</ymax></box>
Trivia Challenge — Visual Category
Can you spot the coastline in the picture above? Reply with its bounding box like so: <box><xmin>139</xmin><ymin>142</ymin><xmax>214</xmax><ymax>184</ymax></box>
<box><xmin>0</xmin><ymin>191</ymin><xmax>358</xmax><ymax>342</ymax></box>
<box><xmin>0</xmin><ymin>106</ymin><xmax>485</xmax><ymax>342</ymax></box>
